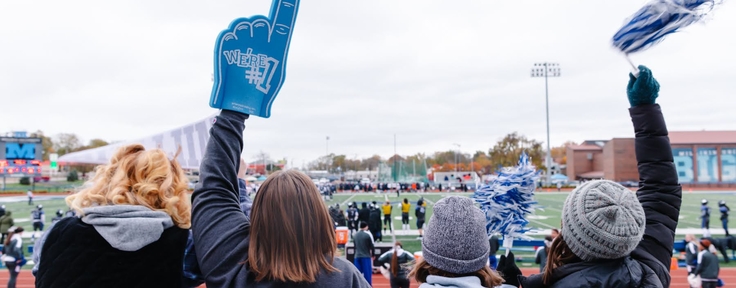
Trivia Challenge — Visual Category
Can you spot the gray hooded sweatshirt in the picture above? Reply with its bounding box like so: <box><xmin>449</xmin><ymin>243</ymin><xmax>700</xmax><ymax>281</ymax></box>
<box><xmin>419</xmin><ymin>275</ymin><xmax>517</xmax><ymax>288</ymax></box>
<box><xmin>32</xmin><ymin>205</ymin><xmax>174</xmax><ymax>275</ymax></box>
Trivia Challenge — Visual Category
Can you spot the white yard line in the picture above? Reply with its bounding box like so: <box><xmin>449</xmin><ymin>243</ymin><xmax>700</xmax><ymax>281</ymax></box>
<box><xmin>340</xmin><ymin>194</ymin><xmax>358</xmax><ymax>206</ymax></box>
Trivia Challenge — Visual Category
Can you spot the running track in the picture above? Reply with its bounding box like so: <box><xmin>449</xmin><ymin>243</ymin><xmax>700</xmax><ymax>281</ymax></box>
<box><xmin>2</xmin><ymin>268</ymin><xmax>732</xmax><ymax>287</ymax></box>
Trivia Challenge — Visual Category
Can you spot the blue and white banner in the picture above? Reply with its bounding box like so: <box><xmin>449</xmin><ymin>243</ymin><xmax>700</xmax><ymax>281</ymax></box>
<box><xmin>57</xmin><ymin>115</ymin><xmax>215</xmax><ymax>169</ymax></box>
<box><xmin>673</xmin><ymin>148</ymin><xmax>694</xmax><ymax>183</ymax></box>
<box><xmin>722</xmin><ymin>148</ymin><xmax>736</xmax><ymax>182</ymax></box>
<box><xmin>697</xmin><ymin>148</ymin><xmax>718</xmax><ymax>183</ymax></box>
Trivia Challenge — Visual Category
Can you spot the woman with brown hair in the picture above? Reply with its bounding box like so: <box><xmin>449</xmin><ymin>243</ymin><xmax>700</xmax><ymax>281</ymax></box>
<box><xmin>376</xmin><ymin>241</ymin><xmax>415</xmax><ymax>288</ymax></box>
<box><xmin>515</xmin><ymin>66</ymin><xmax>681</xmax><ymax>287</ymax></box>
<box><xmin>34</xmin><ymin>144</ymin><xmax>192</xmax><ymax>288</ymax></box>
<box><xmin>191</xmin><ymin>110</ymin><xmax>370</xmax><ymax>287</ymax></box>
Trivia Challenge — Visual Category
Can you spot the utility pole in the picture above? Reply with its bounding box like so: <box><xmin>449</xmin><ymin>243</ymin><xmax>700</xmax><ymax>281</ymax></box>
<box><xmin>393</xmin><ymin>134</ymin><xmax>397</xmax><ymax>182</ymax></box>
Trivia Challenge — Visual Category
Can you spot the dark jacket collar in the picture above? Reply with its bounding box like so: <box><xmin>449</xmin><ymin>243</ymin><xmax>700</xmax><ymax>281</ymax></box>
<box><xmin>519</xmin><ymin>257</ymin><xmax>662</xmax><ymax>288</ymax></box>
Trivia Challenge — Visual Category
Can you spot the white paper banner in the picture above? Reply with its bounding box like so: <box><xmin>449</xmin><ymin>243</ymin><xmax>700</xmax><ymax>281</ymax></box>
<box><xmin>58</xmin><ymin>115</ymin><xmax>216</xmax><ymax>169</ymax></box>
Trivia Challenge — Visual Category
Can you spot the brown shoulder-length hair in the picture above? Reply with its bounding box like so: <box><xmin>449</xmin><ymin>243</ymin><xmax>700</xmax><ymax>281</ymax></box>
<box><xmin>248</xmin><ymin>170</ymin><xmax>339</xmax><ymax>283</ymax></box>
<box><xmin>543</xmin><ymin>233</ymin><xmax>581</xmax><ymax>285</ymax></box>
<box><xmin>410</xmin><ymin>258</ymin><xmax>503</xmax><ymax>287</ymax></box>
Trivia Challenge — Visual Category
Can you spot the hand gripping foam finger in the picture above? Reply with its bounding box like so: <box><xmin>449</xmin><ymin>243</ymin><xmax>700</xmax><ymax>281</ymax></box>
<box><xmin>210</xmin><ymin>0</ymin><xmax>300</xmax><ymax>118</ymax></box>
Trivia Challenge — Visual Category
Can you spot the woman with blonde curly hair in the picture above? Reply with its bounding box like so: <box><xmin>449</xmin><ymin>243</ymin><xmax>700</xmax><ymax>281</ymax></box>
<box><xmin>33</xmin><ymin>144</ymin><xmax>192</xmax><ymax>288</ymax></box>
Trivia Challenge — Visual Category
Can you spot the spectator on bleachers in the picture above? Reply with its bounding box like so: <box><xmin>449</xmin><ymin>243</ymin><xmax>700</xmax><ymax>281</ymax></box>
<box><xmin>33</xmin><ymin>144</ymin><xmax>192</xmax><ymax>288</ymax></box>
<box><xmin>190</xmin><ymin>111</ymin><xmax>370</xmax><ymax>287</ymax></box>
<box><xmin>516</xmin><ymin>66</ymin><xmax>682</xmax><ymax>288</ymax></box>
<box><xmin>409</xmin><ymin>196</ymin><xmax>514</xmax><ymax>288</ymax></box>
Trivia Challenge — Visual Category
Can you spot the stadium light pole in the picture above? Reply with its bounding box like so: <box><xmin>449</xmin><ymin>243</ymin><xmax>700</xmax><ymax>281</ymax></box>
<box><xmin>452</xmin><ymin>143</ymin><xmax>460</xmax><ymax>173</ymax></box>
<box><xmin>531</xmin><ymin>63</ymin><xmax>561</xmax><ymax>186</ymax></box>
<box><xmin>325</xmin><ymin>136</ymin><xmax>330</xmax><ymax>173</ymax></box>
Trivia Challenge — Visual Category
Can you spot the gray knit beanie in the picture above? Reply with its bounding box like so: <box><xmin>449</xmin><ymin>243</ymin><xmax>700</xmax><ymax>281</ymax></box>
<box><xmin>561</xmin><ymin>180</ymin><xmax>645</xmax><ymax>261</ymax></box>
<box><xmin>421</xmin><ymin>196</ymin><xmax>489</xmax><ymax>274</ymax></box>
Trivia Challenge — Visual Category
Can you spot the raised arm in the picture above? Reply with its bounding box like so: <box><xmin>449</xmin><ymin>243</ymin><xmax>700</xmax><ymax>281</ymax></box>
<box><xmin>191</xmin><ymin>110</ymin><xmax>250</xmax><ymax>287</ymax></box>
<box><xmin>627</xmin><ymin>66</ymin><xmax>682</xmax><ymax>287</ymax></box>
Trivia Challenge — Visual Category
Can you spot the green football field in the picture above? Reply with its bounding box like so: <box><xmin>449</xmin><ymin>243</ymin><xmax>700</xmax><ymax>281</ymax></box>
<box><xmin>325</xmin><ymin>191</ymin><xmax>736</xmax><ymax>234</ymax></box>
<box><xmin>8</xmin><ymin>190</ymin><xmax>736</xmax><ymax>267</ymax></box>
<box><xmin>323</xmin><ymin>190</ymin><xmax>736</xmax><ymax>267</ymax></box>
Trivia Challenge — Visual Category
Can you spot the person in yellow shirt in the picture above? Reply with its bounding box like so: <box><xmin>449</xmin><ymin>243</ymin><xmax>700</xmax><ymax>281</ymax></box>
<box><xmin>382</xmin><ymin>201</ymin><xmax>392</xmax><ymax>233</ymax></box>
<box><xmin>401</xmin><ymin>199</ymin><xmax>411</xmax><ymax>231</ymax></box>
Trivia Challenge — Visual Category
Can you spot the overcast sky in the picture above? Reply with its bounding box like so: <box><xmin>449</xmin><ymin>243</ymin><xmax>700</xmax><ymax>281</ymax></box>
<box><xmin>2</xmin><ymin>0</ymin><xmax>735</xmax><ymax>165</ymax></box>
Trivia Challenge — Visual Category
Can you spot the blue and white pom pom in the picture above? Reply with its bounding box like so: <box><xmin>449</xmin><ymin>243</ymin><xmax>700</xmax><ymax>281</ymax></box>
<box><xmin>612</xmin><ymin>0</ymin><xmax>721</xmax><ymax>73</ymax></box>
<box><xmin>472</xmin><ymin>152</ymin><xmax>540</xmax><ymax>249</ymax></box>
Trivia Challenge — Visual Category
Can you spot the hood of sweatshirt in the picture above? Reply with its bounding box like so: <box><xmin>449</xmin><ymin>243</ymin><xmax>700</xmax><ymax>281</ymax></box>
<box><xmin>81</xmin><ymin>205</ymin><xmax>174</xmax><ymax>251</ymax></box>
<box><xmin>419</xmin><ymin>276</ymin><xmax>486</xmax><ymax>288</ymax></box>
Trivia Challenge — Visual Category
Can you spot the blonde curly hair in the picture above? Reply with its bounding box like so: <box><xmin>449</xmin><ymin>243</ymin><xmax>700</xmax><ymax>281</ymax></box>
<box><xmin>66</xmin><ymin>144</ymin><xmax>191</xmax><ymax>228</ymax></box>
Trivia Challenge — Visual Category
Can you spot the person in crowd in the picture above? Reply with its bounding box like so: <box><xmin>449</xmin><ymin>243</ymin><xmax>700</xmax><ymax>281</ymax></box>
<box><xmin>0</xmin><ymin>211</ymin><xmax>13</xmax><ymax>243</ymax></box>
<box><xmin>354</xmin><ymin>221</ymin><xmax>375</xmax><ymax>286</ymax></box>
<box><xmin>685</xmin><ymin>234</ymin><xmax>699</xmax><ymax>275</ymax></box>
<box><xmin>31</xmin><ymin>204</ymin><xmax>45</xmax><ymax>240</ymax></box>
<box><xmin>719</xmin><ymin>200</ymin><xmax>730</xmax><ymax>236</ymax></box>
<box><xmin>64</xmin><ymin>208</ymin><xmax>76</xmax><ymax>218</ymax></box>
<box><xmin>488</xmin><ymin>234</ymin><xmax>499</xmax><ymax>270</ymax></box>
<box><xmin>51</xmin><ymin>210</ymin><xmax>64</xmax><ymax>224</ymax></box>
<box><xmin>190</xmin><ymin>111</ymin><xmax>370</xmax><ymax>287</ymax></box>
<box><xmin>513</xmin><ymin>66</ymin><xmax>682</xmax><ymax>287</ymax></box>
<box><xmin>336</xmin><ymin>209</ymin><xmax>347</xmax><ymax>227</ymax></box>
<box><xmin>409</xmin><ymin>196</ymin><xmax>515</xmax><ymax>288</ymax></box>
<box><xmin>376</xmin><ymin>241</ymin><xmax>415</xmax><ymax>288</ymax></box>
<box><xmin>348</xmin><ymin>202</ymin><xmax>359</xmax><ymax>234</ymax></box>
<box><xmin>694</xmin><ymin>239</ymin><xmax>720</xmax><ymax>288</ymax></box>
<box><xmin>702</xmin><ymin>199</ymin><xmax>712</xmax><ymax>238</ymax></box>
<box><xmin>383</xmin><ymin>200</ymin><xmax>393</xmax><ymax>233</ymax></box>
<box><xmin>34</xmin><ymin>144</ymin><xmax>192</xmax><ymax>287</ymax></box>
<box><xmin>701</xmin><ymin>235</ymin><xmax>730</xmax><ymax>263</ymax></box>
<box><xmin>550</xmin><ymin>229</ymin><xmax>559</xmax><ymax>240</ymax></box>
<box><xmin>369</xmin><ymin>202</ymin><xmax>383</xmax><ymax>242</ymax></box>
<box><xmin>401</xmin><ymin>198</ymin><xmax>411</xmax><ymax>231</ymax></box>
<box><xmin>535</xmin><ymin>236</ymin><xmax>554</xmax><ymax>273</ymax></box>
<box><xmin>329</xmin><ymin>203</ymin><xmax>341</xmax><ymax>227</ymax></box>
<box><xmin>3</xmin><ymin>226</ymin><xmax>25</xmax><ymax>288</ymax></box>
<box><xmin>359</xmin><ymin>202</ymin><xmax>371</xmax><ymax>226</ymax></box>
<box><xmin>416</xmin><ymin>199</ymin><xmax>426</xmax><ymax>239</ymax></box>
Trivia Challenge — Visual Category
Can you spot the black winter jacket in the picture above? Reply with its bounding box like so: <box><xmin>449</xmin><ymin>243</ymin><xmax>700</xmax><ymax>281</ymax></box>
<box><xmin>520</xmin><ymin>104</ymin><xmax>682</xmax><ymax>288</ymax></box>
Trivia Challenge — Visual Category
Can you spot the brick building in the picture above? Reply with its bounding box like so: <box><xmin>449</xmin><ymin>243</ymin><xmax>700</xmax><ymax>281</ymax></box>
<box><xmin>566</xmin><ymin>131</ymin><xmax>736</xmax><ymax>187</ymax></box>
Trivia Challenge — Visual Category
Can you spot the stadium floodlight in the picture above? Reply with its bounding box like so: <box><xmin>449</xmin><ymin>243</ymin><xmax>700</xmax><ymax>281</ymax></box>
<box><xmin>531</xmin><ymin>63</ymin><xmax>561</xmax><ymax>186</ymax></box>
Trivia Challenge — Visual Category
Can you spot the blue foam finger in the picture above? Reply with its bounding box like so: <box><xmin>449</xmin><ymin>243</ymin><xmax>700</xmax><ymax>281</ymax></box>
<box><xmin>210</xmin><ymin>0</ymin><xmax>300</xmax><ymax>118</ymax></box>
<box><xmin>472</xmin><ymin>152</ymin><xmax>540</xmax><ymax>240</ymax></box>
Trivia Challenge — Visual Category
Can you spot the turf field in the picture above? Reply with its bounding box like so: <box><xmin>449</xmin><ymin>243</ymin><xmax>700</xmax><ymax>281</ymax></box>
<box><xmin>324</xmin><ymin>190</ymin><xmax>736</xmax><ymax>267</ymax></box>
<box><xmin>8</xmin><ymin>190</ymin><xmax>736</xmax><ymax>268</ymax></box>
<box><xmin>326</xmin><ymin>190</ymin><xmax>736</xmax><ymax>234</ymax></box>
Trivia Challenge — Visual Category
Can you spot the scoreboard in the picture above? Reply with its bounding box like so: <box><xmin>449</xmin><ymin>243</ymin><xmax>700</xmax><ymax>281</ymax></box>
<box><xmin>0</xmin><ymin>137</ymin><xmax>43</xmax><ymax>176</ymax></box>
<box><xmin>0</xmin><ymin>160</ymin><xmax>42</xmax><ymax>175</ymax></box>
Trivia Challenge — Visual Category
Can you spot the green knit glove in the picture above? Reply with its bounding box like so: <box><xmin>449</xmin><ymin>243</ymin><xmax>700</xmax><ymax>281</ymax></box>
<box><xmin>626</xmin><ymin>65</ymin><xmax>660</xmax><ymax>107</ymax></box>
